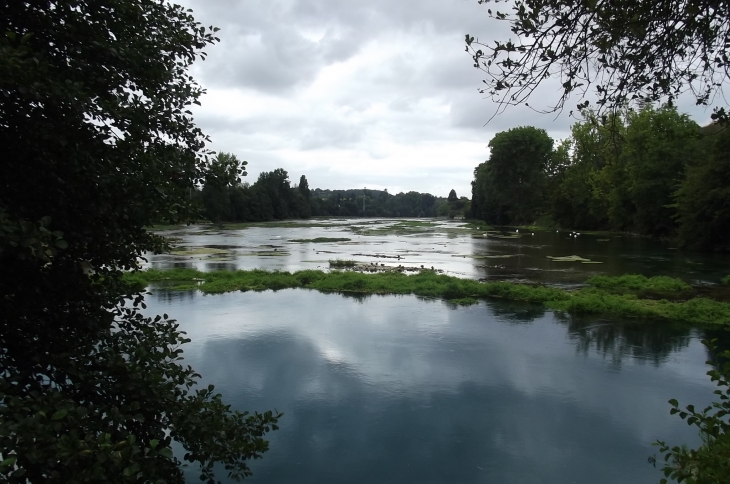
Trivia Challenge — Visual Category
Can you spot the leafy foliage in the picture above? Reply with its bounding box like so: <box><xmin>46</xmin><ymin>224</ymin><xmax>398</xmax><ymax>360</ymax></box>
<box><xmin>472</xmin><ymin>106</ymin><xmax>719</xmax><ymax>246</ymax></box>
<box><xmin>676</xmin><ymin>126</ymin><xmax>730</xmax><ymax>251</ymax></box>
<box><xmin>471</xmin><ymin>126</ymin><xmax>553</xmax><ymax>224</ymax></box>
<box><xmin>0</xmin><ymin>1</ymin><xmax>279</xmax><ymax>482</ymax></box>
<box><xmin>466</xmin><ymin>0</ymin><xmax>730</xmax><ymax>122</ymax></box>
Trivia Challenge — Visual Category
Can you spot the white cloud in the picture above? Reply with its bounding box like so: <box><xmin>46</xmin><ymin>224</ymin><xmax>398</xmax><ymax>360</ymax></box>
<box><xmin>178</xmin><ymin>0</ymin><xmax>715</xmax><ymax>198</ymax></box>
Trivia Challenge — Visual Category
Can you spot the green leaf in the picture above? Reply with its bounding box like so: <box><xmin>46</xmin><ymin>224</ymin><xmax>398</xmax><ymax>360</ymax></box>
<box><xmin>158</xmin><ymin>447</ymin><xmax>174</xmax><ymax>459</ymax></box>
<box><xmin>52</xmin><ymin>409</ymin><xmax>68</xmax><ymax>420</ymax></box>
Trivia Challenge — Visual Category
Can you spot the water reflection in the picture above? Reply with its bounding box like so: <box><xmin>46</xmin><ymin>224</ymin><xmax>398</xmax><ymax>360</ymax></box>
<box><xmin>141</xmin><ymin>289</ymin><xmax>716</xmax><ymax>484</ymax></box>
<box><xmin>557</xmin><ymin>314</ymin><xmax>694</xmax><ymax>367</ymax></box>
<box><xmin>485</xmin><ymin>300</ymin><xmax>548</xmax><ymax>324</ymax></box>
<box><xmin>204</xmin><ymin>262</ymin><xmax>238</xmax><ymax>271</ymax></box>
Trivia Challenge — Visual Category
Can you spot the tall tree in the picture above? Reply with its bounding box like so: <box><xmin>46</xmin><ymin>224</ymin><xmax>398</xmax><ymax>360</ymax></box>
<box><xmin>621</xmin><ymin>107</ymin><xmax>699</xmax><ymax>236</ymax></box>
<box><xmin>676</xmin><ymin>126</ymin><xmax>730</xmax><ymax>251</ymax></box>
<box><xmin>298</xmin><ymin>175</ymin><xmax>310</xmax><ymax>202</ymax></box>
<box><xmin>201</xmin><ymin>152</ymin><xmax>247</xmax><ymax>222</ymax></box>
<box><xmin>466</xmin><ymin>0</ymin><xmax>730</xmax><ymax>122</ymax></box>
<box><xmin>0</xmin><ymin>2</ymin><xmax>279</xmax><ymax>482</ymax></box>
<box><xmin>472</xmin><ymin>126</ymin><xmax>554</xmax><ymax>224</ymax></box>
<box><xmin>256</xmin><ymin>168</ymin><xmax>294</xmax><ymax>220</ymax></box>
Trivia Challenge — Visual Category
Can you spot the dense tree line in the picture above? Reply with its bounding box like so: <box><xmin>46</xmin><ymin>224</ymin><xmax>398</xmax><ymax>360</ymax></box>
<box><xmin>197</xmin><ymin>154</ymin><xmax>311</xmax><ymax>222</ymax></box>
<box><xmin>198</xmin><ymin>159</ymin><xmax>466</xmax><ymax>220</ymax></box>
<box><xmin>471</xmin><ymin>106</ymin><xmax>730</xmax><ymax>251</ymax></box>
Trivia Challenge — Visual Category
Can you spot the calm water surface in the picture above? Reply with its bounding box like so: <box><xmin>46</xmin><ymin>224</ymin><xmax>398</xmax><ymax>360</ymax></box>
<box><xmin>144</xmin><ymin>288</ymin><xmax>717</xmax><ymax>484</ymax></box>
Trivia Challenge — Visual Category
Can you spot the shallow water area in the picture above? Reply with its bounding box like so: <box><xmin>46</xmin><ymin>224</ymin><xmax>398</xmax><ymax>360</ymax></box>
<box><xmin>146</xmin><ymin>218</ymin><xmax>730</xmax><ymax>287</ymax></box>
<box><xmin>143</xmin><ymin>288</ymin><xmax>718</xmax><ymax>484</ymax></box>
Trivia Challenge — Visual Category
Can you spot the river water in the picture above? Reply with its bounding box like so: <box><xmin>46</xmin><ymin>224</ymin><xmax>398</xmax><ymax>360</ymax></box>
<box><xmin>147</xmin><ymin>218</ymin><xmax>730</xmax><ymax>287</ymax></box>
<box><xmin>142</xmin><ymin>219</ymin><xmax>729</xmax><ymax>483</ymax></box>
<box><xmin>145</xmin><ymin>289</ymin><xmax>717</xmax><ymax>484</ymax></box>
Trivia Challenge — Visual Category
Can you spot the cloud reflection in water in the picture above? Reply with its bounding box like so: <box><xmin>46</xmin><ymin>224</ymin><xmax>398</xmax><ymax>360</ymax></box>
<box><xmin>144</xmin><ymin>288</ymin><xmax>715</xmax><ymax>484</ymax></box>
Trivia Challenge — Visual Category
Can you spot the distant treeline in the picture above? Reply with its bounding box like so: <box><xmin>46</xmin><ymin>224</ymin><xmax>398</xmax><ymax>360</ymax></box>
<box><xmin>196</xmin><ymin>156</ymin><xmax>469</xmax><ymax>221</ymax></box>
<box><xmin>470</xmin><ymin>105</ymin><xmax>730</xmax><ymax>251</ymax></box>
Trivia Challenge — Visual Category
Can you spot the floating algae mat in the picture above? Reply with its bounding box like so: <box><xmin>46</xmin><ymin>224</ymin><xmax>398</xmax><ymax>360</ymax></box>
<box><xmin>481</xmin><ymin>231</ymin><xmax>522</xmax><ymax>239</ymax></box>
<box><xmin>547</xmin><ymin>255</ymin><xmax>603</xmax><ymax>264</ymax></box>
<box><xmin>290</xmin><ymin>237</ymin><xmax>351</xmax><ymax>243</ymax></box>
<box><xmin>170</xmin><ymin>247</ymin><xmax>230</xmax><ymax>256</ymax></box>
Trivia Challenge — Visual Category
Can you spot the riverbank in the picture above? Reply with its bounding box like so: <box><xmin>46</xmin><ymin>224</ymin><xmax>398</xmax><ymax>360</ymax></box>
<box><xmin>124</xmin><ymin>269</ymin><xmax>730</xmax><ymax>326</ymax></box>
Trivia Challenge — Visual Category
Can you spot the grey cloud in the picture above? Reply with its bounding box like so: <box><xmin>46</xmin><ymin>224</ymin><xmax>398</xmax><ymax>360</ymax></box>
<box><xmin>184</xmin><ymin>0</ymin><xmax>509</xmax><ymax>94</ymax></box>
<box><xmin>450</xmin><ymin>89</ymin><xmax>578</xmax><ymax>137</ymax></box>
<box><xmin>195</xmin><ymin>111</ymin><xmax>364</xmax><ymax>150</ymax></box>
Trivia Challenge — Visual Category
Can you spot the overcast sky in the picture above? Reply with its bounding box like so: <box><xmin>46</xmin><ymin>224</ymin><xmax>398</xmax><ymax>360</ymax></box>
<box><xmin>179</xmin><ymin>0</ymin><xmax>717</xmax><ymax>198</ymax></box>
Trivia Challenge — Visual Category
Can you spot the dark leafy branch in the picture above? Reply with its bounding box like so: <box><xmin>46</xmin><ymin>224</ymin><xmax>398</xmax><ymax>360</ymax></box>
<box><xmin>466</xmin><ymin>0</ymin><xmax>730</xmax><ymax>122</ymax></box>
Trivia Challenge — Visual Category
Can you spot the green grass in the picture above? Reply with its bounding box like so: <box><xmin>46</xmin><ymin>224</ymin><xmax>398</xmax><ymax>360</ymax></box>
<box><xmin>123</xmin><ymin>270</ymin><xmax>730</xmax><ymax>326</ymax></box>
<box><xmin>291</xmin><ymin>237</ymin><xmax>351</xmax><ymax>243</ymax></box>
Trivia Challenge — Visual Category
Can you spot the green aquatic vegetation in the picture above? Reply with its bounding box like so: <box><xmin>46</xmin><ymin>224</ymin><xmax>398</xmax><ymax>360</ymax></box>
<box><xmin>392</xmin><ymin>220</ymin><xmax>437</xmax><ymax>227</ymax></box>
<box><xmin>291</xmin><ymin>237</ymin><xmax>351</xmax><ymax>243</ymax></box>
<box><xmin>723</xmin><ymin>275</ymin><xmax>730</xmax><ymax>285</ymax></box>
<box><xmin>329</xmin><ymin>259</ymin><xmax>358</xmax><ymax>268</ymax></box>
<box><xmin>487</xmin><ymin>231</ymin><xmax>522</xmax><ymax>239</ymax></box>
<box><xmin>123</xmin><ymin>270</ymin><xmax>730</xmax><ymax>325</ymax></box>
<box><xmin>212</xmin><ymin>221</ymin><xmax>352</xmax><ymax>230</ymax></box>
<box><xmin>588</xmin><ymin>274</ymin><xmax>691</xmax><ymax>292</ymax></box>
<box><xmin>240</xmin><ymin>251</ymin><xmax>289</xmax><ymax>257</ymax></box>
<box><xmin>351</xmin><ymin>220</ymin><xmax>441</xmax><ymax>236</ymax></box>
<box><xmin>547</xmin><ymin>255</ymin><xmax>592</xmax><ymax>262</ymax></box>
<box><xmin>547</xmin><ymin>289</ymin><xmax>656</xmax><ymax>319</ymax></box>
<box><xmin>461</xmin><ymin>220</ymin><xmax>492</xmax><ymax>231</ymax></box>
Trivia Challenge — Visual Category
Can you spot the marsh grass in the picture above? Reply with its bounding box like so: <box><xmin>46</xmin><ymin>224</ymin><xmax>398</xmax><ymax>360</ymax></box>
<box><xmin>124</xmin><ymin>269</ymin><xmax>730</xmax><ymax>325</ymax></box>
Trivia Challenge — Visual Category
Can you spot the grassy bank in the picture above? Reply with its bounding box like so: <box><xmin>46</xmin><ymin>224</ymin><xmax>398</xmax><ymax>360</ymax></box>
<box><xmin>124</xmin><ymin>269</ymin><xmax>730</xmax><ymax>326</ymax></box>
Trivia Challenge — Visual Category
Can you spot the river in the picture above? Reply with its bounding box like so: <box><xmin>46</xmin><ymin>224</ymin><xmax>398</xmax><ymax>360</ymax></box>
<box><xmin>142</xmin><ymin>219</ymin><xmax>729</xmax><ymax>483</ymax></box>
